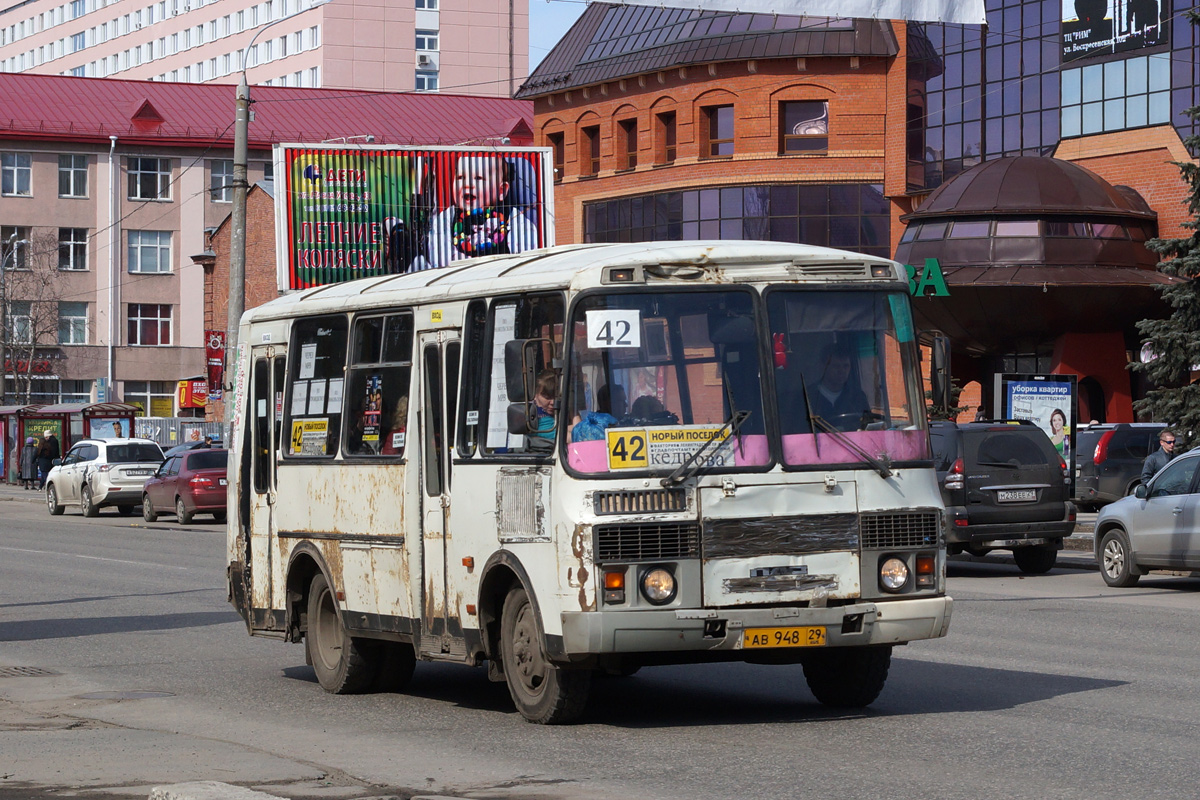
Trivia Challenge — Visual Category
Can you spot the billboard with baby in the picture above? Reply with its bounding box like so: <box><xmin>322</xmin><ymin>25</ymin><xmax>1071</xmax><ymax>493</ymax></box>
<box><xmin>275</xmin><ymin>144</ymin><xmax>555</xmax><ymax>291</ymax></box>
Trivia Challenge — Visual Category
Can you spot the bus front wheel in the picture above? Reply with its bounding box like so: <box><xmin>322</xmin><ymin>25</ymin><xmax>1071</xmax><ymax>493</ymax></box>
<box><xmin>306</xmin><ymin>572</ymin><xmax>378</xmax><ymax>694</ymax></box>
<box><xmin>500</xmin><ymin>585</ymin><xmax>590</xmax><ymax>724</ymax></box>
<box><xmin>801</xmin><ymin>645</ymin><xmax>892</xmax><ymax>708</ymax></box>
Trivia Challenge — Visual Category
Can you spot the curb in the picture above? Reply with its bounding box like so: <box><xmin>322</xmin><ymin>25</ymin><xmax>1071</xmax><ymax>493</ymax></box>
<box><xmin>147</xmin><ymin>785</ymin><xmax>469</xmax><ymax>800</ymax></box>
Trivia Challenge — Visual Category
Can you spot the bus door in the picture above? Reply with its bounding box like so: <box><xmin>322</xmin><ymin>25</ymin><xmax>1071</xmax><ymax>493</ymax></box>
<box><xmin>417</xmin><ymin>329</ymin><xmax>461</xmax><ymax>656</ymax></box>
<box><xmin>244</xmin><ymin>346</ymin><xmax>286</xmax><ymax>613</ymax></box>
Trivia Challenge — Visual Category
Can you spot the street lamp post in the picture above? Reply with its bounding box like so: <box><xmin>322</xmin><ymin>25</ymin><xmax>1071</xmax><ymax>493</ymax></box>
<box><xmin>0</xmin><ymin>232</ymin><xmax>28</xmax><ymax>405</ymax></box>
<box><xmin>226</xmin><ymin>0</ymin><xmax>329</xmax><ymax>427</ymax></box>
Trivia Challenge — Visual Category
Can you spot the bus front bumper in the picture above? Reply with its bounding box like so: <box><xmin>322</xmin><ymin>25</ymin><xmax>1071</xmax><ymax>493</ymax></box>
<box><xmin>559</xmin><ymin>595</ymin><xmax>952</xmax><ymax>656</ymax></box>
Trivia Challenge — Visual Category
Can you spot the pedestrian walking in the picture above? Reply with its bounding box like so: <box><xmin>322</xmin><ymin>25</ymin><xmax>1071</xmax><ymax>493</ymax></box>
<box><xmin>35</xmin><ymin>429</ymin><xmax>59</xmax><ymax>490</ymax></box>
<box><xmin>20</xmin><ymin>436</ymin><xmax>38</xmax><ymax>490</ymax></box>
<box><xmin>1140</xmin><ymin>428</ymin><xmax>1176</xmax><ymax>485</ymax></box>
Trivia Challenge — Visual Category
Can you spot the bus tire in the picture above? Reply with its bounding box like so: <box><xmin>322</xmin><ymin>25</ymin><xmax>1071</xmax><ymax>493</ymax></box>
<box><xmin>306</xmin><ymin>572</ymin><xmax>378</xmax><ymax>694</ymax></box>
<box><xmin>802</xmin><ymin>645</ymin><xmax>891</xmax><ymax>708</ymax></box>
<box><xmin>500</xmin><ymin>585</ymin><xmax>590</xmax><ymax>724</ymax></box>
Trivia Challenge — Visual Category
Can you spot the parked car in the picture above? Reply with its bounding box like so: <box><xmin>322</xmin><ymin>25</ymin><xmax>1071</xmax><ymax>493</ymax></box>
<box><xmin>930</xmin><ymin>420</ymin><xmax>1076</xmax><ymax>574</ymax></box>
<box><xmin>162</xmin><ymin>438</ymin><xmax>222</xmax><ymax>460</ymax></box>
<box><xmin>45</xmin><ymin>438</ymin><xmax>165</xmax><ymax>517</ymax></box>
<box><xmin>142</xmin><ymin>448</ymin><xmax>229</xmax><ymax>524</ymax></box>
<box><xmin>1094</xmin><ymin>447</ymin><xmax>1200</xmax><ymax>587</ymax></box>
<box><xmin>1073</xmin><ymin>422</ymin><xmax>1166</xmax><ymax>509</ymax></box>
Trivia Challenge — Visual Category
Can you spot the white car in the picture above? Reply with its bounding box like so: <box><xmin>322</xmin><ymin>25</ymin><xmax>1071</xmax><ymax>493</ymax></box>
<box><xmin>45</xmin><ymin>438</ymin><xmax>165</xmax><ymax>518</ymax></box>
<box><xmin>1094</xmin><ymin>448</ymin><xmax>1200</xmax><ymax>587</ymax></box>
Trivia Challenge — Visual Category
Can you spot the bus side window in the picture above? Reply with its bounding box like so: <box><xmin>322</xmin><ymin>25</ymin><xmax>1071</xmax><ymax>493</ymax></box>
<box><xmin>482</xmin><ymin>293</ymin><xmax>564</xmax><ymax>455</ymax></box>
<box><xmin>456</xmin><ymin>299</ymin><xmax>487</xmax><ymax>458</ymax></box>
<box><xmin>252</xmin><ymin>358</ymin><xmax>270</xmax><ymax>493</ymax></box>
<box><xmin>284</xmin><ymin>315</ymin><xmax>348</xmax><ymax>458</ymax></box>
<box><xmin>344</xmin><ymin>312</ymin><xmax>414</xmax><ymax>458</ymax></box>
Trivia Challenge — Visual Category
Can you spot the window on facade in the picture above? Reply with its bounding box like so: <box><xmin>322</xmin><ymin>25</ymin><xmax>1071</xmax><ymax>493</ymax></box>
<box><xmin>548</xmin><ymin>132</ymin><xmax>564</xmax><ymax>183</ymax></box>
<box><xmin>994</xmin><ymin>220</ymin><xmax>1039</xmax><ymax>236</ymax></box>
<box><xmin>127</xmin><ymin>303</ymin><xmax>172</xmax><ymax>346</ymax></box>
<box><xmin>415</xmin><ymin>28</ymin><xmax>437</xmax><ymax>49</ymax></box>
<box><xmin>619</xmin><ymin>118</ymin><xmax>638</xmax><ymax>169</ymax></box>
<box><xmin>947</xmin><ymin>220</ymin><xmax>990</xmax><ymax>238</ymax></box>
<box><xmin>1061</xmin><ymin>54</ymin><xmax>1171</xmax><ymax>138</ymax></box>
<box><xmin>128</xmin><ymin>157</ymin><xmax>171</xmax><ymax>200</ymax></box>
<box><xmin>1</xmin><ymin>225</ymin><xmax>29</xmax><ymax>269</ymax></box>
<box><xmin>476</xmin><ymin>294</ymin><xmax>565</xmax><ymax>455</ymax></box>
<box><xmin>59</xmin><ymin>228</ymin><xmax>88</xmax><ymax>270</ymax></box>
<box><xmin>124</xmin><ymin>380</ymin><xmax>176</xmax><ymax>416</ymax></box>
<box><xmin>415</xmin><ymin>69</ymin><xmax>438</xmax><ymax>91</ymax></box>
<box><xmin>656</xmin><ymin>111</ymin><xmax>676</xmax><ymax>164</ymax></box>
<box><xmin>781</xmin><ymin>100</ymin><xmax>829</xmax><ymax>153</ymax></box>
<box><xmin>2</xmin><ymin>152</ymin><xmax>32</xmax><ymax>196</ymax></box>
<box><xmin>128</xmin><ymin>230</ymin><xmax>171</xmax><ymax>273</ymax></box>
<box><xmin>581</xmin><ymin>125</ymin><xmax>600</xmax><ymax>176</ymax></box>
<box><xmin>704</xmin><ymin>105</ymin><xmax>734</xmax><ymax>157</ymax></box>
<box><xmin>285</xmin><ymin>314</ymin><xmax>349</xmax><ymax>457</ymax></box>
<box><xmin>58</xmin><ymin>302</ymin><xmax>87</xmax><ymax>344</ymax></box>
<box><xmin>9</xmin><ymin>301</ymin><xmax>32</xmax><ymax>344</ymax></box>
<box><xmin>343</xmin><ymin>313</ymin><xmax>413</xmax><ymax>457</ymax></box>
<box><xmin>415</xmin><ymin>0</ymin><xmax>437</xmax><ymax>8</ymax></box>
<box><xmin>209</xmin><ymin>159</ymin><xmax>233</xmax><ymax>202</ymax></box>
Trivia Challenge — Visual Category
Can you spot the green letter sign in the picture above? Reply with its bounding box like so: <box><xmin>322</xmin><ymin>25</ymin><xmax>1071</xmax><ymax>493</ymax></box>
<box><xmin>906</xmin><ymin>257</ymin><xmax>950</xmax><ymax>297</ymax></box>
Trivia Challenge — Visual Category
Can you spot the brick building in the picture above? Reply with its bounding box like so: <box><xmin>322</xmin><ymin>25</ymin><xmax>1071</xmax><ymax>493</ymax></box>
<box><xmin>517</xmin><ymin>2</ymin><xmax>1200</xmax><ymax>424</ymax></box>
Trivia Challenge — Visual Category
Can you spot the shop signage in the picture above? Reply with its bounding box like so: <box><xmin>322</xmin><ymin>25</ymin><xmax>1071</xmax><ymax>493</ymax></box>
<box><xmin>905</xmin><ymin>258</ymin><xmax>950</xmax><ymax>297</ymax></box>
<box><xmin>178</xmin><ymin>380</ymin><xmax>208</xmax><ymax>409</ymax></box>
<box><xmin>1062</xmin><ymin>0</ymin><xmax>1169</xmax><ymax>62</ymax></box>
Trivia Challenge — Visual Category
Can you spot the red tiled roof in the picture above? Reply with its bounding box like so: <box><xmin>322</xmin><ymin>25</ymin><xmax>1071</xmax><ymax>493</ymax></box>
<box><xmin>0</xmin><ymin>72</ymin><xmax>534</xmax><ymax>149</ymax></box>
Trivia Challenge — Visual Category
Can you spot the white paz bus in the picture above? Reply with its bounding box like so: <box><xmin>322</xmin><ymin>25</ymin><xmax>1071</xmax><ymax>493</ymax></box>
<box><xmin>226</xmin><ymin>241</ymin><xmax>953</xmax><ymax>724</ymax></box>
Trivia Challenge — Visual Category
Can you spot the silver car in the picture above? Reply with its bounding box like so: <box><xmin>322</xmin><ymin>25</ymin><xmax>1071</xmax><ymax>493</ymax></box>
<box><xmin>1094</xmin><ymin>448</ymin><xmax>1200</xmax><ymax>587</ymax></box>
<box><xmin>45</xmin><ymin>438</ymin><xmax>165</xmax><ymax>518</ymax></box>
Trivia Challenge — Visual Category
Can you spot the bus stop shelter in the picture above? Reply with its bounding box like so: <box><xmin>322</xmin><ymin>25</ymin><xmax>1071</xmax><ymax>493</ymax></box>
<box><xmin>31</xmin><ymin>403</ymin><xmax>141</xmax><ymax>453</ymax></box>
<box><xmin>0</xmin><ymin>404</ymin><xmax>46</xmax><ymax>484</ymax></box>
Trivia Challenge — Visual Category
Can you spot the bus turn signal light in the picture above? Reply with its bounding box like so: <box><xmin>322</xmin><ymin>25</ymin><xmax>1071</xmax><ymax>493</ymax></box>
<box><xmin>604</xmin><ymin>570</ymin><xmax>626</xmax><ymax>605</ymax></box>
<box><xmin>916</xmin><ymin>554</ymin><xmax>935</xmax><ymax>589</ymax></box>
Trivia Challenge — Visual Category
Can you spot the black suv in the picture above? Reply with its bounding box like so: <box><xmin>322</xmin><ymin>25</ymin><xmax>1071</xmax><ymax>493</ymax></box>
<box><xmin>930</xmin><ymin>420</ymin><xmax>1076</xmax><ymax>573</ymax></box>
<box><xmin>1073</xmin><ymin>422</ymin><xmax>1166</xmax><ymax>509</ymax></box>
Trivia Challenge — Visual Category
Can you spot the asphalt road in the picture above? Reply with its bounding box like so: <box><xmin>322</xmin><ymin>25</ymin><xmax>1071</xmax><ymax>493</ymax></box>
<box><xmin>2</xmin><ymin>498</ymin><xmax>1199</xmax><ymax>800</ymax></box>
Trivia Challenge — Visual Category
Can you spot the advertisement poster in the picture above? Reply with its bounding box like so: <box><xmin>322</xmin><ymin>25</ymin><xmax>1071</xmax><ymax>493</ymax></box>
<box><xmin>1062</xmin><ymin>0</ymin><xmax>1168</xmax><ymax>62</ymax></box>
<box><xmin>90</xmin><ymin>418</ymin><xmax>129</xmax><ymax>439</ymax></box>
<box><xmin>205</xmin><ymin>330</ymin><xmax>225</xmax><ymax>401</ymax></box>
<box><xmin>277</xmin><ymin>145</ymin><xmax>554</xmax><ymax>291</ymax></box>
<box><xmin>996</xmin><ymin>373</ymin><xmax>1078</xmax><ymax>462</ymax></box>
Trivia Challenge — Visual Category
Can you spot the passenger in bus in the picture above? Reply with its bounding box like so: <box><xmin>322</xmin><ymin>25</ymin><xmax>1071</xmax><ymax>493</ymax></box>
<box><xmin>597</xmin><ymin>383</ymin><xmax>628</xmax><ymax>421</ymax></box>
<box><xmin>807</xmin><ymin>343</ymin><xmax>871</xmax><ymax>431</ymax></box>
<box><xmin>381</xmin><ymin>396</ymin><xmax>409</xmax><ymax>455</ymax></box>
<box><xmin>531</xmin><ymin>370</ymin><xmax>558</xmax><ymax>442</ymax></box>
<box><xmin>630</xmin><ymin>395</ymin><xmax>679</xmax><ymax>426</ymax></box>
<box><xmin>419</xmin><ymin>154</ymin><xmax>540</xmax><ymax>270</ymax></box>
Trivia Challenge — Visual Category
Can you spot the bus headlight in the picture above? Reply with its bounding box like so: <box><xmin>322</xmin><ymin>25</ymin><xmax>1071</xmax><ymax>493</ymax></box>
<box><xmin>640</xmin><ymin>567</ymin><xmax>677</xmax><ymax>605</ymax></box>
<box><xmin>879</xmin><ymin>558</ymin><xmax>909</xmax><ymax>592</ymax></box>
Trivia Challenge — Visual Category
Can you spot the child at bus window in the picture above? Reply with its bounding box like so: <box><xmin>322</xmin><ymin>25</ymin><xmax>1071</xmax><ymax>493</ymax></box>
<box><xmin>531</xmin><ymin>370</ymin><xmax>557</xmax><ymax>441</ymax></box>
<box><xmin>381</xmin><ymin>396</ymin><xmax>409</xmax><ymax>455</ymax></box>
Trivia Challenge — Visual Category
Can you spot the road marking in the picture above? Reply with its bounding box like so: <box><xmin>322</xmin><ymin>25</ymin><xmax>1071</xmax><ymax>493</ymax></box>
<box><xmin>0</xmin><ymin>546</ymin><xmax>191</xmax><ymax>570</ymax></box>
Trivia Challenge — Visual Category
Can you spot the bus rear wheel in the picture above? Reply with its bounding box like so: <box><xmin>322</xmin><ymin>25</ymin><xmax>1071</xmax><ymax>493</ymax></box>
<box><xmin>802</xmin><ymin>645</ymin><xmax>892</xmax><ymax>708</ymax></box>
<box><xmin>500</xmin><ymin>585</ymin><xmax>590</xmax><ymax>724</ymax></box>
<box><xmin>306</xmin><ymin>572</ymin><xmax>378</xmax><ymax>694</ymax></box>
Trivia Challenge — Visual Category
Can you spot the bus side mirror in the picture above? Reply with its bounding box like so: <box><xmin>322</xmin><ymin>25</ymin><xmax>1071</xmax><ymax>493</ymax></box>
<box><xmin>504</xmin><ymin>339</ymin><xmax>538</xmax><ymax>402</ymax></box>
<box><xmin>507</xmin><ymin>402</ymin><xmax>533</xmax><ymax>435</ymax></box>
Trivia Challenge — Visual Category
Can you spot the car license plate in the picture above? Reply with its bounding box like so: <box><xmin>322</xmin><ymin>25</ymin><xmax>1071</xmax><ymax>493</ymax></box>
<box><xmin>997</xmin><ymin>489</ymin><xmax>1036</xmax><ymax>502</ymax></box>
<box><xmin>742</xmin><ymin>626</ymin><xmax>826</xmax><ymax>649</ymax></box>
<box><xmin>128</xmin><ymin>469</ymin><xmax>151</xmax><ymax>477</ymax></box>
<box><xmin>219</xmin><ymin>479</ymin><xmax>227</xmax><ymax>486</ymax></box>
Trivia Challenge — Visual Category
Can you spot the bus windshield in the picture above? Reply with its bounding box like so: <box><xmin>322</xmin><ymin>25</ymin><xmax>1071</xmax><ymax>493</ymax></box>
<box><xmin>768</xmin><ymin>288</ymin><xmax>928</xmax><ymax>467</ymax></box>
<box><xmin>566</xmin><ymin>287</ymin><xmax>928</xmax><ymax>475</ymax></box>
<box><xmin>566</xmin><ymin>289</ymin><xmax>767</xmax><ymax>475</ymax></box>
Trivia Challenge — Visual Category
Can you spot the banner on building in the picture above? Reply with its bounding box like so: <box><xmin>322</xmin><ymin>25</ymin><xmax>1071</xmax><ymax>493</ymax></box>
<box><xmin>178</xmin><ymin>379</ymin><xmax>208</xmax><ymax>409</ymax></box>
<box><xmin>205</xmin><ymin>330</ymin><xmax>225</xmax><ymax>401</ymax></box>
<box><xmin>1062</xmin><ymin>0</ymin><xmax>1169</xmax><ymax>62</ymax></box>
<box><xmin>275</xmin><ymin>144</ymin><xmax>555</xmax><ymax>292</ymax></box>
<box><xmin>596</xmin><ymin>0</ymin><xmax>985</xmax><ymax>24</ymax></box>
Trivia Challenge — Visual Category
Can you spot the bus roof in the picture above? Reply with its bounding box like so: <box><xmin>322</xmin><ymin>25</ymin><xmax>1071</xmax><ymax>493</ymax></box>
<box><xmin>246</xmin><ymin>241</ymin><xmax>900</xmax><ymax>323</ymax></box>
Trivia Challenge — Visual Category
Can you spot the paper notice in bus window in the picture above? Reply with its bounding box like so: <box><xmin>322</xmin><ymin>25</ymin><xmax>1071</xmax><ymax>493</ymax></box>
<box><xmin>586</xmin><ymin>310</ymin><xmax>641</xmax><ymax>349</ymax></box>
<box><xmin>327</xmin><ymin>378</ymin><xmax>344</xmax><ymax>413</ymax></box>
<box><xmin>290</xmin><ymin>381</ymin><xmax>309</xmax><ymax>416</ymax></box>
<box><xmin>299</xmin><ymin>343</ymin><xmax>317</xmax><ymax>379</ymax></box>
<box><xmin>290</xmin><ymin>418</ymin><xmax>328</xmax><ymax>456</ymax></box>
<box><xmin>391</xmin><ymin>431</ymin><xmax>405</xmax><ymax>450</ymax></box>
<box><xmin>308</xmin><ymin>379</ymin><xmax>327</xmax><ymax>415</ymax></box>
<box><xmin>487</xmin><ymin>304</ymin><xmax>517</xmax><ymax>449</ymax></box>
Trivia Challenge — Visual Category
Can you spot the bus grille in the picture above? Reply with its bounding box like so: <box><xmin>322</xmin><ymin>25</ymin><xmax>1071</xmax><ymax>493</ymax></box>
<box><xmin>860</xmin><ymin>511</ymin><xmax>941</xmax><ymax>549</ymax></box>
<box><xmin>593</xmin><ymin>488</ymin><xmax>687</xmax><ymax>515</ymax></box>
<box><xmin>594</xmin><ymin>522</ymin><xmax>700</xmax><ymax>562</ymax></box>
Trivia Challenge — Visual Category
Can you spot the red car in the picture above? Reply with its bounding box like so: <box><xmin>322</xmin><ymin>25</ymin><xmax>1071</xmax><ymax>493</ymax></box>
<box><xmin>142</xmin><ymin>448</ymin><xmax>228</xmax><ymax>524</ymax></box>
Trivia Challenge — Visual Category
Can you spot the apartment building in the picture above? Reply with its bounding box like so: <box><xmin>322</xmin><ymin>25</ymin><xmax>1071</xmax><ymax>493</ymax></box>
<box><xmin>0</xmin><ymin>0</ymin><xmax>529</xmax><ymax>96</ymax></box>
<box><xmin>0</xmin><ymin>71</ymin><xmax>533</xmax><ymax>411</ymax></box>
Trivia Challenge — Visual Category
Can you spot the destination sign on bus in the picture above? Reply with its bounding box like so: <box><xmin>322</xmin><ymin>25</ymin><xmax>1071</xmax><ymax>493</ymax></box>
<box><xmin>606</xmin><ymin>426</ymin><xmax>736</xmax><ymax>470</ymax></box>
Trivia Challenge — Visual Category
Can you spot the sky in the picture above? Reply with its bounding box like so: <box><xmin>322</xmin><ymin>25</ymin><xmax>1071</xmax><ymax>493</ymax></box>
<box><xmin>529</xmin><ymin>0</ymin><xmax>588</xmax><ymax>70</ymax></box>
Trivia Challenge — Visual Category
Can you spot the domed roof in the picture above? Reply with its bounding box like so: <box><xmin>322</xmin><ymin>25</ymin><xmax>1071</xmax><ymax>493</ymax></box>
<box><xmin>902</xmin><ymin>156</ymin><xmax>1156</xmax><ymax>221</ymax></box>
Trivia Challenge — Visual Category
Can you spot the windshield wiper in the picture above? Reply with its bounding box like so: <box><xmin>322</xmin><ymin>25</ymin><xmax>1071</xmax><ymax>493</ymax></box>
<box><xmin>661</xmin><ymin>409</ymin><xmax>751</xmax><ymax>487</ymax></box>
<box><xmin>809</xmin><ymin>413</ymin><xmax>893</xmax><ymax>479</ymax></box>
